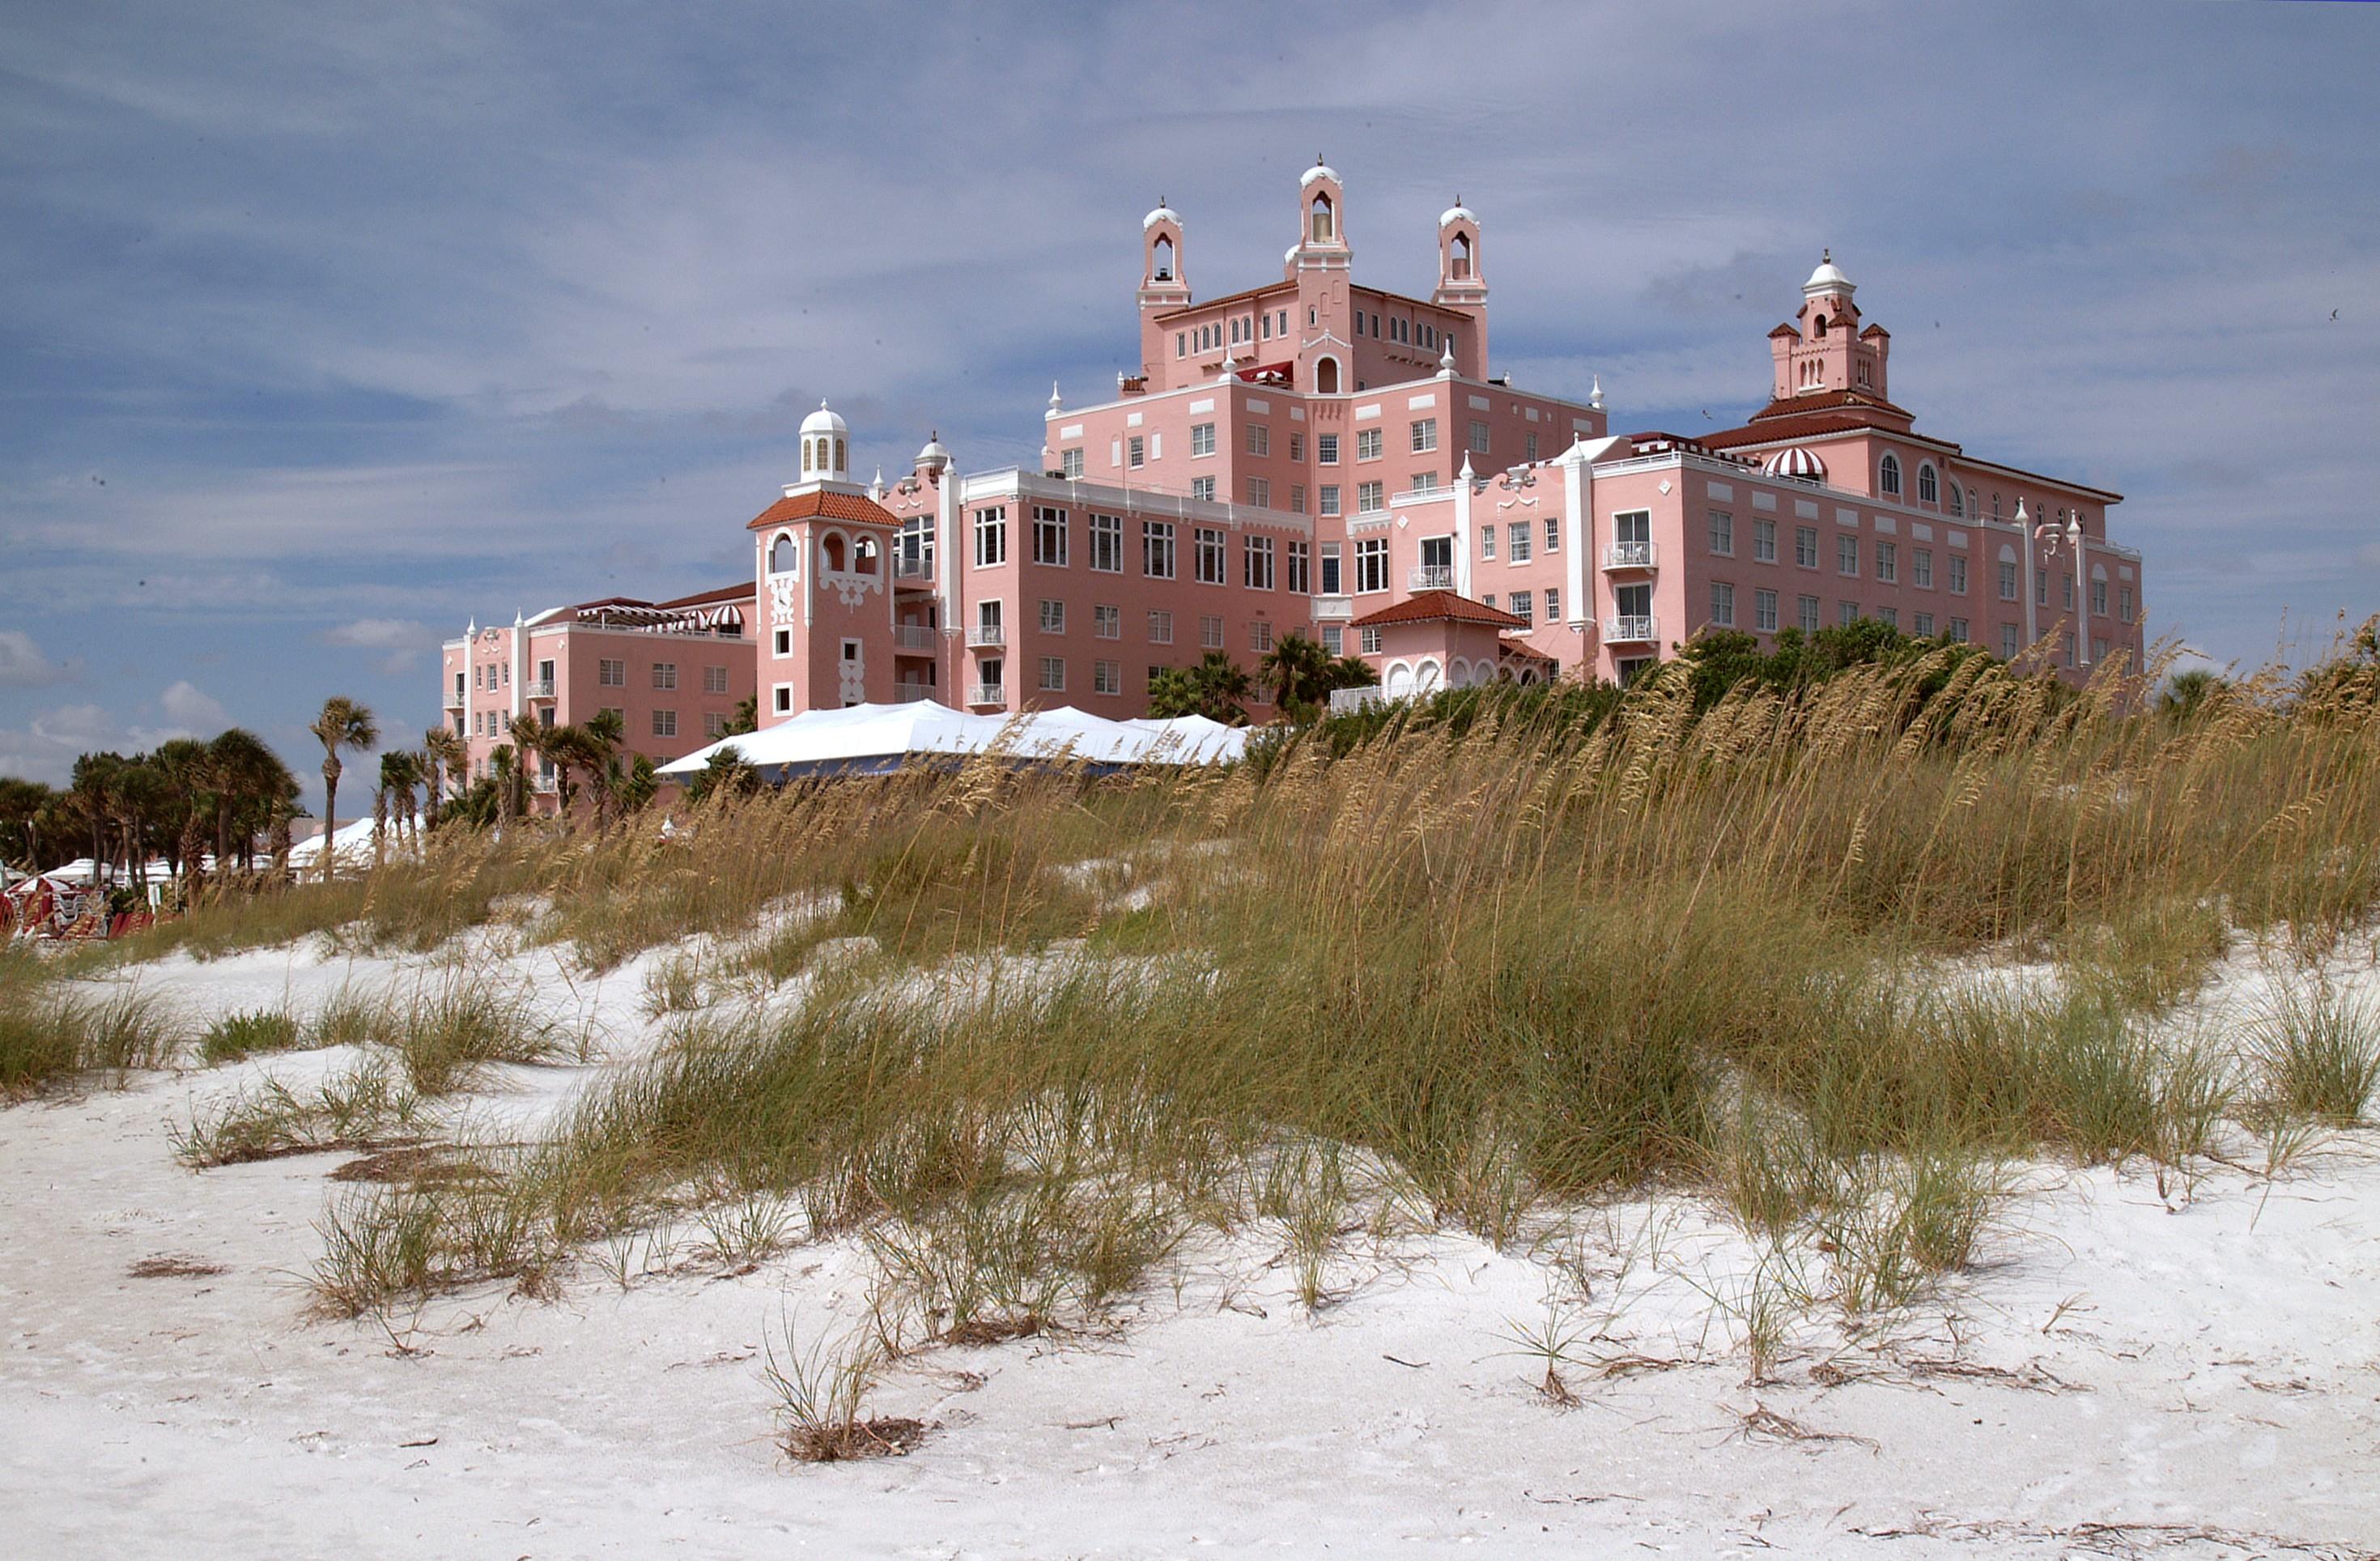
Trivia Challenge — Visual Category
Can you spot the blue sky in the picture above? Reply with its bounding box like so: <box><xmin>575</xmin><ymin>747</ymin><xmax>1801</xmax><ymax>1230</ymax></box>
<box><xmin>4</xmin><ymin>1</ymin><xmax>2376</xmax><ymax>806</ymax></box>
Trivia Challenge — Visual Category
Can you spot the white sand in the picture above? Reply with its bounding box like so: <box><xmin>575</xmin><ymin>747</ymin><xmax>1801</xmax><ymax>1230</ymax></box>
<box><xmin>4</xmin><ymin>938</ymin><xmax>2378</xmax><ymax>1558</ymax></box>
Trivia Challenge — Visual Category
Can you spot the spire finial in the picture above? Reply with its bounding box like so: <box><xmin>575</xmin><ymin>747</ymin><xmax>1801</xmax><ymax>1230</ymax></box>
<box><xmin>1316</xmin><ymin>152</ymin><xmax>1325</xmax><ymax>167</ymax></box>
<box><xmin>1821</xmin><ymin>247</ymin><xmax>1831</xmax><ymax>264</ymax></box>
<box><xmin>1589</xmin><ymin>374</ymin><xmax>1605</xmax><ymax>411</ymax></box>
<box><xmin>1048</xmin><ymin>380</ymin><xmax>1063</xmax><ymax>411</ymax></box>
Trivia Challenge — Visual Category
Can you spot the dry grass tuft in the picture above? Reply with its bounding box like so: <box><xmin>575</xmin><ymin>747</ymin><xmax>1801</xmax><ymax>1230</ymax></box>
<box><xmin>127</xmin><ymin>1254</ymin><xmax>227</xmax><ymax>1279</ymax></box>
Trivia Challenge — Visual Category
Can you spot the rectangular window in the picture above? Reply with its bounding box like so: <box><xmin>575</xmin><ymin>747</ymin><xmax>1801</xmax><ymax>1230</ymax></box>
<box><xmin>1195</xmin><ymin>526</ymin><xmax>1226</xmax><ymax>584</ymax></box>
<box><xmin>1948</xmin><ymin>617</ymin><xmax>1970</xmax><ymax>641</ymax></box>
<box><xmin>1320</xmin><ymin>542</ymin><xmax>1341</xmax><ymax>593</ymax></box>
<box><xmin>1840</xmin><ymin>600</ymin><xmax>1861</xmax><ymax>626</ymax></box>
<box><xmin>1355</xmin><ymin>538</ymin><xmax>1390</xmax><ymax>593</ymax></box>
<box><xmin>1524</xmin><ymin>432</ymin><xmax>1538</xmax><ymax>461</ymax></box>
<box><xmin>1482</xmin><ymin>594</ymin><xmax>1496</xmax><ymax>610</ymax></box>
<box><xmin>1838</xmin><ymin>535</ymin><xmax>1859</xmax><ymax>576</ymax></box>
<box><xmin>1290</xmin><ymin>484</ymin><xmax>1306</xmax><ymax>514</ymax></box>
<box><xmin>1287</xmin><ymin>540</ymin><xmax>1311</xmax><ymax>593</ymax></box>
<box><xmin>2091</xmin><ymin>577</ymin><xmax>2108</xmax><ymax>615</ymax></box>
<box><xmin>1319</xmin><ymin>485</ymin><xmax>1341</xmax><ymax>517</ymax></box>
<box><xmin>1039</xmin><ymin>656</ymin><xmax>1065</xmax><ymax>691</ymax></box>
<box><xmin>1409</xmin><ymin>471</ymin><xmax>1439</xmax><ymax>494</ymax></box>
<box><xmin>1755</xmin><ymin>588</ymin><xmax>1779</xmax><ymax>632</ymax></box>
<box><xmin>704</xmin><ymin>711</ymin><xmax>727</xmax><ymax>738</ymax></box>
<box><xmin>1322</xmin><ymin>625</ymin><xmax>1344</xmax><ymax>655</ymax></box>
<box><xmin>1357</xmin><ymin>480</ymin><xmax>1384</xmax><ymax>513</ymax></box>
<box><xmin>2002</xmin><ymin>623</ymin><xmax>2021</xmax><ymax>659</ymax></box>
<box><xmin>1094</xmin><ymin>659</ymin><xmax>1120</xmax><ymax>695</ymax></box>
<box><xmin>1060</xmin><ymin>449</ymin><xmax>1084</xmax><ymax>479</ymax></box>
<box><xmin>652</xmin><ymin>662</ymin><xmax>678</xmax><ymax>691</ymax></box>
<box><xmin>1200</xmin><ymin>614</ymin><xmax>1224</xmax><ymax>649</ymax></box>
<box><xmin>1359</xmin><ymin>627</ymin><xmax>1383</xmax><ymax>655</ymax></box>
<box><xmin>974</xmin><ymin>505</ymin><xmax>1009</xmax><ymax>568</ymax></box>
<box><xmin>1355</xmin><ymin>427</ymin><xmax>1382</xmax><ymax>461</ymax></box>
<box><xmin>1999</xmin><ymin>559</ymin><xmax>2020</xmax><ymax>600</ymax></box>
<box><xmin>1244</xmin><ymin>423</ymin><xmax>1269</xmax><ymax>456</ymax></box>
<box><xmin>1031</xmin><ymin>505</ymin><xmax>1069</xmax><ymax>567</ymax></box>
<box><xmin>1410</xmin><ymin>419</ymin><xmax>1438</xmax><ymax>453</ymax></box>
<box><xmin>1189</xmin><ymin>422</ymin><xmax>1215</xmax><ymax>457</ymax></box>
<box><xmin>1875</xmin><ymin>541</ymin><xmax>1898</xmax><ymax>584</ymax></box>
<box><xmin>1507</xmin><ymin>521</ymin><xmax>1532</xmax><ymax>562</ymax></box>
<box><xmin>1878</xmin><ymin>606</ymin><xmax>1899</xmax><ymax>628</ymax></box>
<box><xmin>1142</xmin><ymin>521</ymin><xmax>1175</xmax><ymax>579</ymax></box>
<box><xmin>1039</xmin><ymin>598</ymin><xmax>1065</xmax><ymax>634</ymax></box>
<box><xmin>598</xmin><ymin>657</ymin><xmax>625</xmax><ymax>687</ymax></box>
<box><xmin>1753</xmin><ymin>518</ymin><xmax>1776</xmax><ymax>563</ymax></box>
<box><xmin>1175</xmin><ymin>332</ymin><xmax>1185</xmax><ymax>359</ymax></box>
<box><xmin>1128</xmin><ymin>436</ymin><xmax>1145</xmax><ymax>469</ymax></box>
<box><xmin>1251</xmin><ymin>620</ymin><xmax>1273</xmax><ymax>653</ymax></box>
<box><xmin>1190</xmin><ymin>475</ymin><xmax>1216</xmax><ymax>502</ymax></box>
<box><xmin>1317</xmin><ymin>433</ymin><xmax>1339</xmax><ymax>465</ymax></box>
<box><xmin>652</xmin><ymin>709</ymin><xmax>678</xmax><ymax>738</ymax></box>
<box><xmin>2038</xmin><ymin>569</ymin><xmax>2051</xmax><ymax>607</ymax></box>
<box><xmin>2062</xmin><ymin>572</ymin><xmax>2076</xmax><ymax>611</ymax></box>
<box><xmin>1289</xmin><ymin>433</ymin><xmax>1303</xmax><ymax>462</ymax></box>
<box><xmin>1914</xmin><ymin>611</ymin><xmax>1936</xmax><ymax>637</ymax></box>
<box><xmin>1544</xmin><ymin>516</ymin><xmax>1560</xmax><ymax>554</ymax></box>
<box><xmin>2119</xmin><ymin>585</ymin><xmax>2134</xmax><ymax>623</ymax></box>
<box><xmin>1543</xmin><ymin>586</ymin><xmax>1562</xmax><ymax>622</ymax></box>
<box><xmin>1468</xmin><ymin>419</ymin><xmax>1490</xmax><ymax>454</ymax></box>
<box><xmin>1480</xmin><ymin>526</ymin><xmax>1496</xmax><ymax>560</ymax></box>
<box><xmin>1949</xmin><ymin>555</ymin><xmax>1969</xmax><ymax>595</ymax></box>
<box><xmin>1708</xmin><ymin>510</ymin><xmax>1734</xmax><ymax>555</ymax></box>
<box><xmin>1710</xmin><ymin>581</ymin><xmax>1736</xmax><ymax>627</ymax></box>
<box><xmin>1094</xmin><ymin>603</ymin><xmax>1120</xmax><ymax>639</ymax></box>
<box><xmin>1798</xmin><ymin>594</ymin><xmax>1821</xmax><ymax>632</ymax></box>
<box><xmin>1090</xmin><ymin>513</ymin><xmax>1123</xmax><ymax>573</ymax></box>
<box><xmin>1510</xmin><ymin>590</ymin><xmax>1533</xmax><ymax>623</ymax></box>
<box><xmin>1244</xmin><ymin>535</ymin><xmax>1276</xmax><ymax>590</ymax></box>
<box><xmin>1913</xmin><ymin>547</ymin><xmax>1933</xmax><ymax>589</ymax></box>
<box><xmin>1246</xmin><ymin>477</ymin><xmax>1272</xmax><ymax>508</ymax></box>
<box><xmin>704</xmin><ymin>665</ymin><xmax>729</xmax><ymax>694</ymax></box>
<box><xmin>1796</xmin><ymin>525</ymin><xmax>1819</xmax><ymax>568</ymax></box>
<box><xmin>1147</xmin><ymin>610</ymin><xmax>1173</xmax><ymax>644</ymax></box>
<box><xmin>773</xmin><ymin>687</ymin><xmax>791</xmax><ymax>714</ymax></box>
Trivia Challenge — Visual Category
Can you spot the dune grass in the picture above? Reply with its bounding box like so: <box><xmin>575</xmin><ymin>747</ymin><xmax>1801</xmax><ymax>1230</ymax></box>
<box><xmin>199</xmin><ymin>1007</ymin><xmax>304</xmax><ymax>1065</ymax></box>
<box><xmin>124</xmin><ymin>643</ymin><xmax>2366</xmax><ymax>1337</ymax></box>
<box><xmin>0</xmin><ymin>959</ymin><xmax>181</xmax><ymax>1097</ymax></box>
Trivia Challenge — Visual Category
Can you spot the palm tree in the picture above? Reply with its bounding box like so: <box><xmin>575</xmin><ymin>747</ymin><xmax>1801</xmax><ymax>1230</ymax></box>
<box><xmin>421</xmin><ymin>727</ymin><xmax>466</xmax><ymax>833</ymax></box>
<box><xmin>208</xmin><ymin>728</ymin><xmax>287</xmax><ymax>873</ymax></box>
<box><xmin>579</xmin><ymin>709</ymin><xmax>626</xmax><ymax>831</ymax></box>
<box><xmin>1260</xmin><ymin>632</ymin><xmax>1335</xmax><ymax>717</ymax></box>
<box><xmin>507</xmin><ymin>713</ymin><xmax>554</xmax><ymax>823</ymax></box>
<box><xmin>0</xmin><ymin>777</ymin><xmax>57</xmax><ymax>872</ymax></box>
<box><xmin>724</xmin><ymin>694</ymin><xmax>759</xmax><ymax>737</ymax></box>
<box><xmin>308</xmin><ymin>698</ymin><xmax>379</xmax><ymax>883</ymax></box>
<box><xmin>685</xmin><ymin>744</ymin><xmax>759</xmax><ymax>805</ymax></box>
<box><xmin>1150</xmin><ymin>652</ymin><xmax>1256</xmax><ymax>724</ymax></box>
<box><xmin>491</xmin><ymin>743</ymin><xmax>522</xmax><ymax>832</ymax></box>
<box><xmin>375</xmin><ymin>750</ymin><xmax>419</xmax><ymax>861</ymax></box>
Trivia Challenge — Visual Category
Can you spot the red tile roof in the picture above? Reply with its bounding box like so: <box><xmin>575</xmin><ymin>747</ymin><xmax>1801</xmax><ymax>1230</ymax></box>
<box><xmin>746</xmin><ymin>488</ymin><xmax>902</xmax><ymax>530</ymax></box>
<box><xmin>1349</xmin><ymin>590</ymin><xmax>1528</xmax><ymax>630</ymax></box>
<box><xmin>657</xmin><ymin>581</ymin><xmax>754</xmax><ymax>609</ymax></box>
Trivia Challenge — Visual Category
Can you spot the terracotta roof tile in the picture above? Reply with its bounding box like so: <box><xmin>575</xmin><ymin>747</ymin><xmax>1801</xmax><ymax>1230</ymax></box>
<box><xmin>657</xmin><ymin>581</ymin><xmax>755</xmax><ymax>609</ymax></box>
<box><xmin>746</xmin><ymin>489</ymin><xmax>903</xmax><ymax>530</ymax></box>
<box><xmin>1349</xmin><ymin>589</ymin><xmax>1528</xmax><ymax>630</ymax></box>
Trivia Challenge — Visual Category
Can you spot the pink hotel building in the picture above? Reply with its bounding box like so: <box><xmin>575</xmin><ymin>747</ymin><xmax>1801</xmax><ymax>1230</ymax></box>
<box><xmin>444</xmin><ymin>164</ymin><xmax>2144</xmax><ymax>784</ymax></box>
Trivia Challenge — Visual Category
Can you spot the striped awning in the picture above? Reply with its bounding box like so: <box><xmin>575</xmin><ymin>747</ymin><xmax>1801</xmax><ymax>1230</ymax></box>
<box><xmin>1762</xmin><ymin>445</ymin><xmax>1826</xmax><ymax>479</ymax></box>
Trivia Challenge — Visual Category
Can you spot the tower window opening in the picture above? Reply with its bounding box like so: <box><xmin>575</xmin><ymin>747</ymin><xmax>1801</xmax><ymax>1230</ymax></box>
<box><xmin>1309</xmin><ymin>194</ymin><xmax>1334</xmax><ymax>244</ymax></box>
<box><xmin>1451</xmin><ymin>233</ymin><xmax>1472</xmax><ymax>280</ymax></box>
<box><xmin>1152</xmin><ymin>236</ymin><xmax>1174</xmax><ymax>282</ymax></box>
<box><xmin>1813</xmin><ymin>313</ymin><xmax>1828</xmax><ymax>338</ymax></box>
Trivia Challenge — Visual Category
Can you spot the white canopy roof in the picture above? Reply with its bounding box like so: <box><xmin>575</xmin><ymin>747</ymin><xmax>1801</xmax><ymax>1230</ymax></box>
<box><xmin>656</xmin><ymin>704</ymin><xmax>1248</xmax><ymax>780</ymax></box>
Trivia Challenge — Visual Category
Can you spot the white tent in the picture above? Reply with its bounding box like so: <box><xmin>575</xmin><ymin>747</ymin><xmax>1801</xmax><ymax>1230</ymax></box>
<box><xmin>656</xmin><ymin>703</ymin><xmax>1248</xmax><ymax>783</ymax></box>
<box><xmin>285</xmin><ymin>816</ymin><xmax>382</xmax><ymax>870</ymax></box>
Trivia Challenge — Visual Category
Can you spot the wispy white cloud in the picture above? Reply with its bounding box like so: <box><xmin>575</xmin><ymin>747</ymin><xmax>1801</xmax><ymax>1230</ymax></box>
<box><xmin>0</xmin><ymin>629</ymin><xmax>72</xmax><ymax>688</ymax></box>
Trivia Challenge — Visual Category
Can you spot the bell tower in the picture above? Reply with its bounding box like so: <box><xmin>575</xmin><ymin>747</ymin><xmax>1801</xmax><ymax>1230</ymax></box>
<box><xmin>1433</xmin><ymin>198</ymin><xmax>1488</xmax><ymax>379</ymax></box>
<box><xmin>1770</xmin><ymin>252</ymin><xmax>1889</xmax><ymax>402</ymax></box>
<box><xmin>1137</xmin><ymin>201</ymin><xmax>1189</xmax><ymax>380</ymax></box>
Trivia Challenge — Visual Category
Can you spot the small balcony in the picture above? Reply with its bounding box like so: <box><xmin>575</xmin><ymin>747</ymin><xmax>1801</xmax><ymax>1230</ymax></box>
<box><xmin>1408</xmin><ymin>566</ymin><xmax>1455</xmax><ymax>591</ymax></box>
<box><xmin>894</xmin><ymin>681</ymin><xmax>935</xmax><ymax>704</ymax></box>
<box><xmin>1311</xmin><ymin>595</ymin><xmax>1354</xmax><ymax>620</ymax></box>
<box><xmin>524</xmin><ymin>678</ymin><xmax>556</xmax><ymax>699</ymax></box>
<box><xmin>531</xmin><ymin>772</ymin><xmax>558</xmax><ymax>794</ymax></box>
<box><xmin>1603</xmin><ymin>614</ymin><xmax>1660</xmax><ymax>644</ymax></box>
<box><xmin>895</xmin><ymin>555</ymin><xmax>934</xmax><ymax>581</ymax></box>
<box><xmin>444</xmin><ymin>691</ymin><xmax>465</xmax><ymax>709</ymax></box>
<box><xmin>967</xmin><ymin>684</ymin><xmax>1006</xmax><ymax>708</ymax></box>
<box><xmin>1603</xmin><ymin>540</ymin><xmax>1658</xmax><ymax>572</ymax></box>
<box><xmin>895</xmin><ymin>623</ymin><xmax>937</xmax><ymax>651</ymax></box>
<box><xmin>966</xmin><ymin>624</ymin><xmax>1005</xmax><ymax>648</ymax></box>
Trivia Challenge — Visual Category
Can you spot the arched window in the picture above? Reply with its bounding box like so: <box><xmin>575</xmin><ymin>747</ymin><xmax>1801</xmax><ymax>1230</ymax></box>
<box><xmin>1813</xmin><ymin>313</ymin><xmax>1828</xmax><ymax>338</ymax></box>
<box><xmin>1947</xmin><ymin>483</ymin><xmax>1965</xmax><ymax>517</ymax></box>
<box><xmin>1315</xmin><ymin>356</ymin><xmax>1341</xmax><ymax>394</ymax></box>
<box><xmin>768</xmin><ymin>533</ymin><xmax>796</xmax><ymax>576</ymax></box>
<box><xmin>1152</xmin><ymin>236</ymin><xmax>1174</xmax><ymax>282</ymax></box>
<box><xmin>1917</xmin><ymin>463</ymin><xmax>1939</xmax><ymax>505</ymax></box>
<box><xmin>1879</xmin><ymin>453</ymin><xmax>1902</xmax><ymax>497</ymax></box>
<box><xmin>835</xmin><ymin>437</ymin><xmax>846</xmax><ymax>472</ymax></box>
<box><xmin>1309</xmin><ymin>194</ymin><xmax>1334</xmax><ymax>244</ymax></box>
<box><xmin>855</xmin><ymin>536</ymin><xmax>879</xmax><ymax>574</ymax></box>
<box><xmin>1450</xmin><ymin>233</ymin><xmax>1472</xmax><ymax>280</ymax></box>
<box><xmin>821</xmin><ymin>532</ymin><xmax>847</xmax><ymax>573</ymax></box>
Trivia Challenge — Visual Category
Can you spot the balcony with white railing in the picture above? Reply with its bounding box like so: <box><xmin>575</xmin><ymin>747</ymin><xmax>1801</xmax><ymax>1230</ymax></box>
<box><xmin>894</xmin><ymin>681</ymin><xmax>935</xmax><ymax>704</ymax></box>
<box><xmin>524</xmin><ymin>678</ymin><xmax>556</xmax><ymax>699</ymax></box>
<box><xmin>895</xmin><ymin>623</ymin><xmax>937</xmax><ymax>652</ymax></box>
<box><xmin>1602</xmin><ymin>540</ymin><xmax>1658</xmax><ymax>572</ymax></box>
<box><xmin>966</xmin><ymin>625</ymin><xmax>1005</xmax><ymax>648</ymax></box>
<box><xmin>1311</xmin><ymin>595</ymin><xmax>1354</xmax><ymax>620</ymax></box>
<box><xmin>444</xmin><ymin>691</ymin><xmax>465</xmax><ymax>709</ymax></box>
<box><xmin>894</xmin><ymin>555</ymin><xmax>935</xmax><ymax>581</ymax></box>
<box><xmin>1602</xmin><ymin>614</ymin><xmax>1660</xmax><ymax>644</ymax></box>
<box><xmin>531</xmin><ymin>772</ymin><xmax>558</xmax><ymax>793</ymax></box>
<box><xmin>1408</xmin><ymin>565</ymin><xmax>1455</xmax><ymax>591</ymax></box>
<box><xmin>967</xmin><ymin>685</ymin><xmax>1007</xmax><ymax>708</ymax></box>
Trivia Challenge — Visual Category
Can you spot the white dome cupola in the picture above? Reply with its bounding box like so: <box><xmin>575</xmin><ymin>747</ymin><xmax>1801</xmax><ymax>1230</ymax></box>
<box><xmin>799</xmin><ymin>399</ymin><xmax>851</xmax><ymax>484</ymax></box>
<box><xmin>1803</xmin><ymin>249</ymin><xmax>1855</xmax><ymax>301</ymax></box>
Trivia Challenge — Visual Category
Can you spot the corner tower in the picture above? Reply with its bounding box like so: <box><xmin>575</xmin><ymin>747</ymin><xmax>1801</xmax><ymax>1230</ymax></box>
<box><xmin>1290</xmin><ymin>160</ymin><xmax>1354</xmax><ymax>393</ymax></box>
<box><xmin>1137</xmin><ymin>201</ymin><xmax>1189</xmax><ymax>381</ymax></box>
<box><xmin>1770</xmin><ymin>252</ymin><xmax>1890</xmax><ymax>402</ymax></box>
<box><xmin>1433</xmin><ymin>198</ymin><xmax>1488</xmax><ymax>379</ymax></box>
<box><xmin>750</xmin><ymin>399</ymin><xmax>902</xmax><ymax>725</ymax></box>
